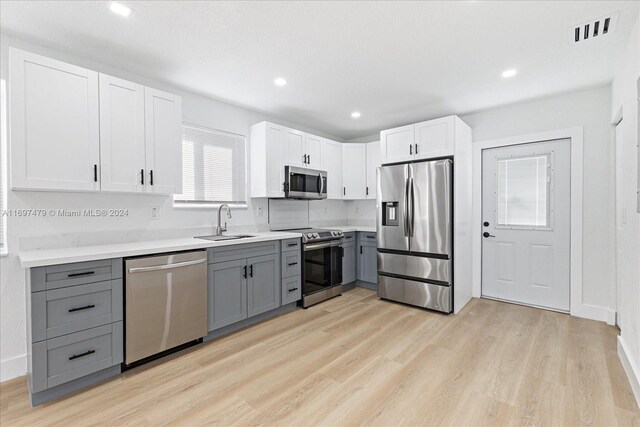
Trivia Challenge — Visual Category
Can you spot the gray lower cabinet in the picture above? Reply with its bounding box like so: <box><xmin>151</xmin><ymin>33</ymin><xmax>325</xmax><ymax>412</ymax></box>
<box><xmin>357</xmin><ymin>232</ymin><xmax>378</xmax><ymax>284</ymax></box>
<box><xmin>207</xmin><ymin>241</ymin><xmax>284</xmax><ymax>332</ymax></box>
<box><xmin>342</xmin><ymin>233</ymin><xmax>356</xmax><ymax>284</ymax></box>
<box><xmin>247</xmin><ymin>254</ymin><xmax>280</xmax><ymax>317</ymax></box>
<box><xmin>27</xmin><ymin>258</ymin><xmax>123</xmax><ymax>405</ymax></box>
<box><xmin>208</xmin><ymin>259</ymin><xmax>248</xmax><ymax>331</ymax></box>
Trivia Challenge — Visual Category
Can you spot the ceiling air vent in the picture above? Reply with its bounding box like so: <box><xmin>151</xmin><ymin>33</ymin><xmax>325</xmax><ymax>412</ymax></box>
<box><xmin>572</xmin><ymin>13</ymin><xmax>618</xmax><ymax>43</ymax></box>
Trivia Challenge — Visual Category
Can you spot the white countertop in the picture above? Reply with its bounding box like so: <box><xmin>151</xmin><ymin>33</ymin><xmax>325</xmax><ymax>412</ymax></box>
<box><xmin>323</xmin><ymin>225</ymin><xmax>377</xmax><ymax>233</ymax></box>
<box><xmin>19</xmin><ymin>232</ymin><xmax>302</xmax><ymax>268</ymax></box>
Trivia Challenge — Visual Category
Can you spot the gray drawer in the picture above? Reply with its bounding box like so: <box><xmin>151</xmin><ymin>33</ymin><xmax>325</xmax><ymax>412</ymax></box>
<box><xmin>31</xmin><ymin>259</ymin><xmax>122</xmax><ymax>292</ymax></box>
<box><xmin>31</xmin><ymin>280</ymin><xmax>123</xmax><ymax>342</ymax></box>
<box><xmin>282</xmin><ymin>276</ymin><xmax>301</xmax><ymax>305</ymax></box>
<box><xmin>343</xmin><ymin>232</ymin><xmax>355</xmax><ymax>242</ymax></box>
<box><xmin>208</xmin><ymin>241</ymin><xmax>280</xmax><ymax>264</ymax></box>
<box><xmin>282</xmin><ymin>238</ymin><xmax>301</xmax><ymax>252</ymax></box>
<box><xmin>358</xmin><ymin>232</ymin><xmax>377</xmax><ymax>245</ymax></box>
<box><xmin>31</xmin><ymin>322</ymin><xmax>123</xmax><ymax>393</ymax></box>
<box><xmin>281</xmin><ymin>251</ymin><xmax>301</xmax><ymax>278</ymax></box>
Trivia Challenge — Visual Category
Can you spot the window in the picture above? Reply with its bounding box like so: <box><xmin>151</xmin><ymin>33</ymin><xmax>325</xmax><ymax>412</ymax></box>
<box><xmin>174</xmin><ymin>124</ymin><xmax>247</xmax><ymax>206</ymax></box>
<box><xmin>496</xmin><ymin>154</ymin><xmax>550</xmax><ymax>227</ymax></box>
<box><xmin>1</xmin><ymin>79</ymin><xmax>7</xmax><ymax>254</ymax></box>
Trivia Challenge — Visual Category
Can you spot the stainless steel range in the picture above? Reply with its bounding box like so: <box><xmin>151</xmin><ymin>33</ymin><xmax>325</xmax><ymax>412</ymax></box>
<box><xmin>290</xmin><ymin>228</ymin><xmax>344</xmax><ymax>308</ymax></box>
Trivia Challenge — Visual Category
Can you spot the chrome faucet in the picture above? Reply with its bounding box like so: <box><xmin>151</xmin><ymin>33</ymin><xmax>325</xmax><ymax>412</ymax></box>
<box><xmin>216</xmin><ymin>204</ymin><xmax>232</xmax><ymax>236</ymax></box>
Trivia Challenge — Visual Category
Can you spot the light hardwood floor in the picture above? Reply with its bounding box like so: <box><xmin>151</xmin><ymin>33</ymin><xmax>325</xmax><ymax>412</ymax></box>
<box><xmin>1</xmin><ymin>288</ymin><xmax>639</xmax><ymax>426</ymax></box>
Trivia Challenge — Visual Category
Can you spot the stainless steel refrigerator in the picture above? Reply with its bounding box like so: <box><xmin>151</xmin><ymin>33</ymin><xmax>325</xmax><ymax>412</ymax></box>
<box><xmin>376</xmin><ymin>159</ymin><xmax>453</xmax><ymax>313</ymax></box>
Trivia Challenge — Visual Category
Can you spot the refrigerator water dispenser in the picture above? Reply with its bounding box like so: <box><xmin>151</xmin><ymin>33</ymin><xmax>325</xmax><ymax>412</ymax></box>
<box><xmin>382</xmin><ymin>202</ymin><xmax>399</xmax><ymax>226</ymax></box>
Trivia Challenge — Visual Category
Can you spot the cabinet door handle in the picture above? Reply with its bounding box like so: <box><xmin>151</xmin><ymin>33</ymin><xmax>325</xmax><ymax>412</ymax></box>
<box><xmin>93</xmin><ymin>164</ymin><xmax>98</xmax><ymax>182</ymax></box>
<box><xmin>243</xmin><ymin>265</ymin><xmax>247</xmax><ymax>279</ymax></box>
<box><xmin>69</xmin><ymin>350</ymin><xmax>95</xmax><ymax>361</ymax></box>
<box><xmin>366</xmin><ymin>187</ymin><xmax>369</xmax><ymax>196</ymax></box>
<box><xmin>288</xmin><ymin>262</ymin><xmax>298</xmax><ymax>266</ymax></box>
<box><xmin>249</xmin><ymin>264</ymin><xmax>254</xmax><ymax>277</ymax></box>
<box><xmin>343</xmin><ymin>187</ymin><xmax>346</xmax><ymax>196</ymax></box>
<box><xmin>288</xmin><ymin>287</ymin><xmax>298</xmax><ymax>292</ymax></box>
<box><xmin>410</xmin><ymin>145</ymin><xmax>413</xmax><ymax>155</ymax></box>
<box><xmin>67</xmin><ymin>271</ymin><xmax>95</xmax><ymax>278</ymax></box>
<box><xmin>68</xmin><ymin>304</ymin><xmax>95</xmax><ymax>313</ymax></box>
<box><xmin>360</xmin><ymin>245</ymin><xmax>363</xmax><ymax>254</ymax></box>
<box><xmin>149</xmin><ymin>170</ymin><xmax>154</xmax><ymax>185</ymax></box>
<box><xmin>308</xmin><ymin>154</ymin><xmax>311</xmax><ymax>164</ymax></box>
<box><xmin>415</xmin><ymin>144</ymin><xmax>418</xmax><ymax>154</ymax></box>
<box><xmin>140</xmin><ymin>169</ymin><xmax>145</xmax><ymax>185</ymax></box>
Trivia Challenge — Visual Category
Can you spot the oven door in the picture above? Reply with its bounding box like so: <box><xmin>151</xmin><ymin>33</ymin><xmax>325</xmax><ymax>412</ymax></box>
<box><xmin>303</xmin><ymin>240</ymin><xmax>343</xmax><ymax>296</ymax></box>
<box><xmin>285</xmin><ymin>166</ymin><xmax>327</xmax><ymax>199</ymax></box>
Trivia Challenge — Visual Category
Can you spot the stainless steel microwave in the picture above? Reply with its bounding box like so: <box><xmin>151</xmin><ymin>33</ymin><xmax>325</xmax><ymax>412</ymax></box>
<box><xmin>284</xmin><ymin>166</ymin><xmax>327</xmax><ymax>199</ymax></box>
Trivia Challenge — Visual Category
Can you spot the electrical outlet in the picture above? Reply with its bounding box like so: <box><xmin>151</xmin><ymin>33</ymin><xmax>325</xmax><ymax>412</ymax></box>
<box><xmin>257</xmin><ymin>206</ymin><xmax>264</xmax><ymax>217</ymax></box>
<box><xmin>151</xmin><ymin>207</ymin><xmax>159</xmax><ymax>220</ymax></box>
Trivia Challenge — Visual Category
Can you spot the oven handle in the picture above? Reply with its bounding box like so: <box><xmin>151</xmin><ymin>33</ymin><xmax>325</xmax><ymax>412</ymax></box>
<box><xmin>303</xmin><ymin>240</ymin><xmax>342</xmax><ymax>251</ymax></box>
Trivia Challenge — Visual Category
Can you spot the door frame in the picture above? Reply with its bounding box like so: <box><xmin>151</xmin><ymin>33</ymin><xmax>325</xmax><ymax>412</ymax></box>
<box><xmin>471</xmin><ymin>127</ymin><xmax>603</xmax><ymax>323</ymax></box>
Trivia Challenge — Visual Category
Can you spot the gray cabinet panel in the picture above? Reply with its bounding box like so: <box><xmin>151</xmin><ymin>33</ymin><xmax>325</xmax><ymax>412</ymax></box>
<box><xmin>32</xmin><ymin>259</ymin><xmax>121</xmax><ymax>292</ymax></box>
<box><xmin>31</xmin><ymin>322</ymin><xmax>122</xmax><ymax>393</ymax></box>
<box><xmin>357</xmin><ymin>232</ymin><xmax>378</xmax><ymax>284</ymax></box>
<box><xmin>208</xmin><ymin>241</ymin><xmax>279</xmax><ymax>264</ymax></box>
<box><xmin>32</xmin><ymin>279</ymin><xmax>122</xmax><ymax>341</ymax></box>
<box><xmin>282</xmin><ymin>276</ymin><xmax>301</xmax><ymax>305</ymax></box>
<box><xmin>247</xmin><ymin>254</ymin><xmax>280</xmax><ymax>317</ymax></box>
<box><xmin>282</xmin><ymin>238</ymin><xmax>301</xmax><ymax>252</ymax></box>
<box><xmin>281</xmin><ymin>250</ymin><xmax>301</xmax><ymax>279</ymax></box>
<box><xmin>208</xmin><ymin>260</ymin><xmax>248</xmax><ymax>331</ymax></box>
<box><xmin>342</xmin><ymin>241</ymin><xmax>356</xmax><ymax>284</ymax></box>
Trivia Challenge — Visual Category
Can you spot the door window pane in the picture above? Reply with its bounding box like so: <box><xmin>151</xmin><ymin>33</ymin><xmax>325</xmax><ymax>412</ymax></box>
<box><xmin>497</xmin><ymin>155</ymin><xmax>549</xmax><ymax>227</ymax></box>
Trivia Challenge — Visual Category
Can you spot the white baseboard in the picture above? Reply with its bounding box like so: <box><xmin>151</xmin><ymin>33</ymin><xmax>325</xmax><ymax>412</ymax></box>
<box><xmin>570</xmin><ymin>303</ymin><xmax>610</xmax><ymax>323</ymax></box>
<box><xmin>607</xmin><ymin>309</ymin><xmax>617</xmax><ymax>326</ymax></box>
<box><xmin>618</xmin><ymin>336</ymin><xmax>640</xmax><ymax>408</ymax></box>
<box><xmin>0</xmin><ymin>354</ymin><xmax>26</xmax><ymax>383</ymax></box>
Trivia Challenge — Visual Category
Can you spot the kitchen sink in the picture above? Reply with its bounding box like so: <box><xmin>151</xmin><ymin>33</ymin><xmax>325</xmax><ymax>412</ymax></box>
<box><xmin>194</xmin><ymin>234</ymin><xmax>255</xmax><ymax>242</ymax></box>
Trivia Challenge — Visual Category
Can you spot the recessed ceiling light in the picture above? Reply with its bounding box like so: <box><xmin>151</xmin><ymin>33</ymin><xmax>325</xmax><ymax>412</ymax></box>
<box><xmin>502</xmin><ymin>68</ymin><xmax>517</xmax><ymax>78</ymax></box>
<box><xmin>274</xmin><ymin>78</ymin><xmax>287</xmax><ymax>87</ymax></box>
<box><xmin>351</xmin><ymin>112</ymin><xmax>361</xmax><ymax>119</ymax></box>
<box><xmin>110</xmin><ymin>2</ymin><xmax>131</xmax><ymax>17</ymax></box>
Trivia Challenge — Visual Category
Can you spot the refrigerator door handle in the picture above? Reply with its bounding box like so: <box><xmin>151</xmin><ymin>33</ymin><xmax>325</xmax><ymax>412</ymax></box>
<box><xmin>403</xmin><ymin>178</ymin><xmax>410</xmax><ymax>237</ymax></box>
<box><xmin>408</xmin><ymin>177</ymin><xmax>415</xmax><ymax>237</ymax></box>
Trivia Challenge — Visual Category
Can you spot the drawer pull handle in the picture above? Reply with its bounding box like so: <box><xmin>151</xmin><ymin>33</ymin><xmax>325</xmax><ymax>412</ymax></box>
<box><xmin>366</xmin><ymin>236</ymin><xmax>376</xmax><ymax>239</ymax></box>
<box><xmin>67</xmin><ymin>271</ymin><xmax>95</xmax><ymax>278</ymax></box>
<box><xmin>68</xmin><ymin>304</ymin><xmax>95</xmax><ymax>313</ymax></box>
<box><xmin>287</xmin><ymin>243</ymin><xmax>297</xmax><ymax>247</ymax></box>
<box><xmin>288</xmin><ymin>262</ymin><xmax>298</xmax><ymax>266</ymax></box>
<box><xmin>69</xmin><ymin>350</ymin><xmax>95</xmax><ymax>361</ymax></box>
<box><xmin>288</xmin><ymin>287</ymin><xmax>299</xmax><ymax>292</ymax></box>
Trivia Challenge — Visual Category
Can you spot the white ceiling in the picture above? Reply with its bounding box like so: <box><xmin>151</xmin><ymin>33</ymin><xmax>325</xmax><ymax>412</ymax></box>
<box><xmin>1</xmin><ymin>1</ymin><xmax>638</xmax><ymax>139</ymax></box>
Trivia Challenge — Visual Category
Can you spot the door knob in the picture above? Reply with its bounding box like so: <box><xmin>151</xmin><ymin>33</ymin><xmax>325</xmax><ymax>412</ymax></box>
<box><xmin>483</xmin><ymin>221</ymin><xmax>489</xmax><ymax>227</ymax></box>
<box><xmin>482</xmin><ymin>232</ymin><xmax>495</xmax><ymax>238</ymax></box>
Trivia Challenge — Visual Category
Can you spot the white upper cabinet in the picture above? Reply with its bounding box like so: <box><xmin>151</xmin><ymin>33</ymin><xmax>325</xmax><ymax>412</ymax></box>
<box><xmin>322</xmin><ymin>139</ymin><xmax>342</xmax><ymax>200</ymax></box>
<box><xmin>10</xmin><ymin>49</ymin><xmax>100</xmax><ymax>191</ymax></box>
<box><xmin>366</xmin><ymin>141</ymin><xmax>381</xmax><ymax>199</ymax></box>
<box><xmin>250</xmin><ymin>122</ymin><xmax>287</xmax><ymax>198</ymax></box>
<box><xmin>144</xmin><ymin>87</ymin><xmax>182</xmax><ymax>195</ymax></box>
<box><xmin>9</xmin><ymin>48</ymin><xmax>182</xmax><ymax>194</ymax></box>
<box><xmin>414</xmin><ymin>116</ymin><xmax>454</xmax><ymax>160</ymax></box>
<box><xmin>285</xmin><ymin>128</ymin><xmax>305</xmax><ymax>167</ymax></box>
<box><xmin>99</xmin><ymin>74</ymin><xmax>145</xmax><ymax>193</ymax></box>
<box><xmin>304</xmin><ymin>134</ymin><xmax>323</xmax><ymax>170</ymax></box>
<box><xmin>342</xmin><ymin>143</ymin><xmax>367</xmax><ymax>200</ymax></box>
<box><xmin>380</xmin><ymin>124</ymin><xmax>414</xmax><ymax>165</ymax></box>
<box><xmin>380</xmin><ymin>116</ymin><xmax>456</xmax><ymax>164</ymax></box>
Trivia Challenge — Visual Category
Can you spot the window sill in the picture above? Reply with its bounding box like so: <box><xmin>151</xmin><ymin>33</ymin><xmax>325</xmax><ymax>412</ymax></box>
<box><xmin>173</xmin><ymin>203</ymin><xmax>248</xmax><ymax>210</ymax></box>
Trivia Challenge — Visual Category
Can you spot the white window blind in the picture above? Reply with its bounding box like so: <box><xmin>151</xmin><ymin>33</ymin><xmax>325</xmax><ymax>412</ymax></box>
<box><xmin>0</xmin><ymin>79</ymin><xmax>7</xmax><ymax>252</ymax></box>
<box><xmin>174</xmin><ymin>124</ymin><xmax>247</xmax><ymax>205</ymax></box>
<box><xmin>496</xmin><ymin>154</ymin><xmax>550</xmax><ymax>227</ymax></box>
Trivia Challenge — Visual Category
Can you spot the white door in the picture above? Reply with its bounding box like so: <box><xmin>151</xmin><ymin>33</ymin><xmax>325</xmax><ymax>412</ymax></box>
<box><xmin>285</xmin><ymin>129</ymin><xmax>304</xmax><ymax>167</ymax></box>
<box><xmin>482</xmin><ymin>139</ymin><xmax>571</xmax><ymax>311</ymax></box>
<box><xmin>414</xmin><ymin>116</ymin><xmax>454</xmax><ymax>160</ymax></box>
<box><xmin>9</xmin><ymin>48</ymin><xmax>100</xmax><ymax>191</ymax></box>
<box><xmin>342</xmin><ymin>143</ymin><xmax>367</xmax><ymax>200</ymax></box>
<box><xmin>380</xmin><ymin>124</ymin><xmax>414</xmax><ymax>164</ymax></box>
<box><xmin>365</xmin><ymin>141</ymin><xmax>381</xmax><ymax>199</ymax></box>
<box><xmin>144</xmin><ymin>87</ymin><xmax>182</xmax><ymax>195</ymax></box>
<box><xmin>614</xmin><ymin>121</ymin><xmax>624</xmax><ymax>327</ymax></box>
<box><xmin>322</xmin><ymin>139</ymin><xmax>342</xmax><ymax>199</ymax></box>
<box><xmin>304</xmin><ymin>134</ymin><xmax>323</xmax><ymax>169</ymax></box>
<box><xmin>99</xmin><ymin>74</ymin><xmax>146</xmax><ymax>193</ymax></box>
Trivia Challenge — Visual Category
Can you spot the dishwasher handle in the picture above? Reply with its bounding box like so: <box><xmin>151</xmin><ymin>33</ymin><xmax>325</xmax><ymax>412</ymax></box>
<box><xmin>128</xmin><ymin>258</ymin><xmax>206</xmax><ymax>273</ymax></box>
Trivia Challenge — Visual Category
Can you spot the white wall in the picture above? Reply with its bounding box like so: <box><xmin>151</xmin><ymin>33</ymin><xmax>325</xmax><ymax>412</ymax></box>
<box><xmin>611</xmin><ymin>10</ymin><xmax>640</xmax><ymax>405</ymax></box>
<box><xmin>0</xmin><ymin>33</ymin><xmax>351</xmax><ymax>381</ymax></box>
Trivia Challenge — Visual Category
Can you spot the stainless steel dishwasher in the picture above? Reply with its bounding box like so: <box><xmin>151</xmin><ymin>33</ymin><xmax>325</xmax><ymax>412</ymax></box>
<box><xmin>124</xmin><ymin>250</ymin><xmax>207</xmax><ymax>367</ymax></box>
